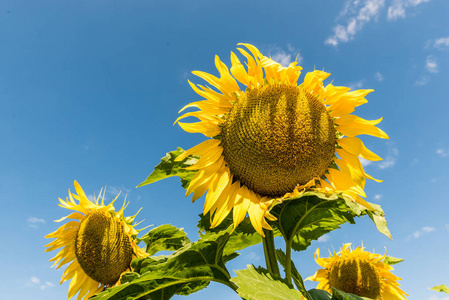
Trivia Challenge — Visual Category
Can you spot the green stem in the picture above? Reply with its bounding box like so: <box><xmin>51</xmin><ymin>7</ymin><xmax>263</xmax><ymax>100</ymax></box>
<box><xmin>285</xmin><ymin>239</ymin><xmax>292</xmax><ymax>285</ymax></box>
<box><xmin>262</xmin><ymin>228</ymin><xmax>280</xmax><ymax>277</ymax></box>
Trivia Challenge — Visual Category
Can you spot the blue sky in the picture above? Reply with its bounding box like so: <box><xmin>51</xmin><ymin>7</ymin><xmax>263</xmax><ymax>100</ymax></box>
<box><xmin>1</xmin><ymin>0</ymin><xmax>448</xmax><ymax>299</ymax></box>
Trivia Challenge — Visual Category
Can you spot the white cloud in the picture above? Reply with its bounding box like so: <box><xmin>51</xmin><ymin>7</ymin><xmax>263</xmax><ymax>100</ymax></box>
<box><xmin>360</xmin><ymin>157</ymin><xmax>373</xmax><ymax>167</ymax></box>
<box><xmin>271</xmin><ymin>51</ymin><xmax>293</xmax><ymax>67</ymax></box>
<box><xmin>426</xmin><ymin>55</ymin><xmax>438</xmax><ymax>73</ymax></box>
<box><xmin>428</xmin><ymin>295</ymin><xmax>449</xmax><ymax>300</ymax></box>
<box><xmin>374</xmin><ymin>194</ymin><xmax>382</xmax><ymax>200</ymax></box>
<box><xmin>387</xmin><ymin>0</ymin><xmax>406</xmax><ymax>20</ymax></box>
<box><xmin>27</xmin><ymin>276</ymin><xmax>54</xmax><ymax>290</ymax></box>
<box><xmin>422</xmin><ymin>226</ymin><xmax>435</xmax><ymax>232</ymax></box>
<box><xmin>325</xmin><ymin>0</ymin><xmax>385</xmax><ymax>46</ymax></box>
<box><xmin>445</xmin><ymin>224</ymin><xmax>449</xmax><ymax>231</ymax></box>
<box><xmin>107</xmin><ymin>185</ymin><xmax>131</xmax><ymax>198</ymax></box>
<box><xmin>376</xmin><ymin>147</ymin><xmax>398</xmax><ymax>169</ymax></box>
<box><xmin>377</xmin><ymin>156</ymin><xmax>396</xmax><ymax>169</ymax></box>
<box><xmin>415</xmin><ymin>75</ymin><xmax>429</xmax><ymax>86</ymax></box>
<box><xmin>318</xmin><ymin>235</ymin><xmax>331</xmax><ymax>243</ymax></box>
<box><xmin>410</xmin><ymin>226</ymin><xmax>435</xmax><ymax>239</ymax></box>
<box><xmin>348</xmin><ymin>80</ymin><xmax>365</xmax><ymax>90</ymax></box>
<box><xmin>40</xmin><ymin>282</ymin><xmax>55</xmax><ymax>290</ymax></box>
<box><xmin>387</xmin><ymin>0</ymin><xmax>431</xmax><ymax>21</ymax></box>
<box><xmin>436</xmin><ymin>149</ymin><xmax>448</xmax><ymax>157</ymax></box>
<box><xmin>433</xmin><ymin>37</ymin><xmax>449</xmax><ymax>50</ymax></box>
<box><xmin>374</xmin><ymin>71</ymin><xmax>384</xmax><ymax>82</ymax></box>
<box><xmin>27</xmin><ymin>217</ymin><xmax>46</xmax><ymax>229</ymax></box>
<box><xmin>246</xmin><ymin>251</ymin><xmax>261</xmax><ymax>261</ymax></box>
<box><xmin>30</xmin><ymin>276</ymin><xmax>40</xmax><ymax>285</ymax></box>
<box><xmin>268</xmin><ymin>44</ymin><xmax>303</xmax><ymax>67</ymax></box>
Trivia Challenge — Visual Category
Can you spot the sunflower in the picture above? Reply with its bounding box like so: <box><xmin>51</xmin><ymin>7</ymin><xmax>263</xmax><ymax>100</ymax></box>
<box><xmin>306</xmin><ymin>243</ymin><xmax>408</xmax><ymax>299</ymax></box>
<box><xmin>175</xmin><ymin>43</ymin><xmax>388</xmax><ymax>235</ymax></box>
<box><xmin>45</xmin><ymin>181</ymin><xmax>147</xmax><ymax>300</ymax></box>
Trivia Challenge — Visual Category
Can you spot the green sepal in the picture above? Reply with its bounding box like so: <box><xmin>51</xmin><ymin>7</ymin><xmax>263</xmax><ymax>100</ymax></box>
<box><xmin>382</xmin><ymin>256</ymin><xmax>404</xmax><ymax>266</ymax></box>
<box><xmin>230</xmin><ymin>265</ymin><xmax>303</xmax><ymax>300</ymax></box>
<box><xmin>137</xmin><ymin>148</ymin><xmax>199</xmax><ymax>189</ymax></box>
<box><xmin>430</xmin><ymin>284</ymin><xmax>449</xmax><ymax>293</ymax></box>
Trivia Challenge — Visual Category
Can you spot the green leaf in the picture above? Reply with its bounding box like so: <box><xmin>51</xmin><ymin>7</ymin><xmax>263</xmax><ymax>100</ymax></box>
<box><xmin>271</xmin><ymin>192</ymin><xmax>356</xmax><ymax>252</ymax></box>
<box><xmin>331</xmin><ymin>288</ymin><xmax>371</xmax><ymax>300</ymax></box>
<box><xmin>308</xmin><ymin>289</ymin><xmax>332</xmax><ymax>300</ymax></box>
<box><xmin>231</xmin><ymin>265</ymin><xmax>303</xmax><ymax>300</ymax></box>
<box><xmin>198</xmin><ymin>212</ymin><xmax>266</xmax><ymax>259</ymax></box>
<box><xmin>382</xmin><ymin>256</ymin><xmax>404</xmax><ymax>266</ymax></box>
<box><xmin>137</xmin><ymin>148</ymin><xmax>198</xmax><ymax>189</ymax></box>
<box><xmin>139</xmin><ymin>224</ymin><xmax>190</xmax><ymax>256</ymax></box>
<box><xmin>275</xmin><ymin>249</ymin><xmax>312</xmax><ymax>300</ymax></box>
<box><xmin>93</xmin><ymin>232</ymin><xmax>234</xmax><ymax>300</ymax></box>
<box><xmin>430</xmin><ymin>284</ymin><xmax>449</xmax><ymax>293</ymax></box>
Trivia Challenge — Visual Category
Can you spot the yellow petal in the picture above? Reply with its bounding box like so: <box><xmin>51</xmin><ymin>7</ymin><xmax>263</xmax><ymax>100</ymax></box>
<box><xmin>177</xmin><ymin>121</ymin><xmax>221</xmax><ymax>137</ymax></box>
<box><xmin>175</xmin><ymin>139</ymin><xmax>221</xmax><ymax>162</ymax></box>
<box><xmin>336</xmin><ymin>115</ymin><xmax>389</xmax><ymax>139</ymax></box>
<box><xmin>337</xmin><ymin>137</ymin><xmax>382</xmax><ymax>161</ymax></box>
<box><xmin>203</xmin><ymin>165</ymin><xmax>231</xmax><ymax>215</ymax></box>
<box><xmin>232</xmin><ymin>185</ymin><xmax>251</xmax><ymax>229</ymax></box>
<box><xmin>230</xmin><ymin>51</ymin><xmax>249</xmax><ymax>86</ymax></box>
<box><xmin>184</xmin><ymin>145</ymin><xmax>223</xmax><ymax>170</ymax></box>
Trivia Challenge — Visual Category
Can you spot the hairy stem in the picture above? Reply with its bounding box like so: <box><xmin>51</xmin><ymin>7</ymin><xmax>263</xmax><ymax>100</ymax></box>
<box><xmin>262</xmin><ymin>229</ymin><xmax>280</xmax><ymax>277</ymax></box>
<box><xmin>285</xmin><ymin>239</ymin><xmax>292</xmax><ymax>285</ymax></box>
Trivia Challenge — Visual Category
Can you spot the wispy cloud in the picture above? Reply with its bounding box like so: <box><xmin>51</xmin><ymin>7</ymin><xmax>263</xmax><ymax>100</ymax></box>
<box><xmin>318</xmin><ymin>235</ymin><xmax>331</xmax><ymax>243</ymax></box>
<box><xmin>425</xmin><ymin>55</ymin><xmax>439</xmax><ymax>73</ymax></box>
<box><xmin>267</xmin><ymin>44</ymin><xmax>303</xmax><ymax>67</ymax></box>
<box><xmin>433</xmin><ymin>37</ymin><xmax>449</xmax><ymax>50</ymax></box>
<box><xmin>40</xmin><ymin>282</ymin><xmax>55</xmax><ymax>290</ymax></box>
<box><xmin>348</xmin><ymin>80</ymin><xmax>365</xmax><ymax>90</ymax></box>
<box><xmin>374</xmin><ymin>194</ymin><xmax>382</xmax><ymax>200</ymax></box>
<box><xmin>387</xmin><ymin>0</ymin><xmax>431</xmax><ymax>21</ymax></box>
<box><xmin>445</xmin><ymin>224</ymin><xmax>449</xmax><ymax>231</ymax></box>
<box><xmin>27</xmin><ymin>217</ymin><xmax>46</xmax><ymax>229</ymax></box>
<box><xmin>377</xmin><ymin>147</ymin><xmax>399</xmax><ymax>169</ymax></box>
<box><xmin>410</xmin><ymin>226</ymin><xmax>435</xmax><ymax>239</ymax></box>
<box><xmin>271</xmin><ymin>51</ymin><xmax>293</xmax><ymax>67</ymax></box>
<box><xmin>327</xmin><ymin>0</ymin><xmax>432</xmax><ymax>46</ymax></box>
<box><xmin>415</xmin><ymin>75</ymin><xmax>429</xmax><ymax>86</ymax></box>
<box><xmin>325</xmin><ymin>0</ymin><xmax>385</xmax><ymax>46</ymax></box>
<box><xmin>427</xmin><ymin>295</ymin><xmax>449</xmax><ymax>300</ymax></box>
<box><xmin>26</xmin><ymin>277</ymin><xmax>54</xmax><ymax>290</ymax></box>
<box><xmin>436</xmin><ymin>149</ymin><xmax>448</xmax><ymax>157</ymax></box>
<box><xmin>360</xmin><ymin>158</ymin><xmax>373</xmax><ymax>168</ymax></box>
<box><xmin>246</xmin><ymin>251</ymin><xmax>261</xmax><ymax>261</ymax></box>
<box><xmin>374</xmin><ymin>71</ymin><xmax>384</xmax><ymax>82</ymax></box>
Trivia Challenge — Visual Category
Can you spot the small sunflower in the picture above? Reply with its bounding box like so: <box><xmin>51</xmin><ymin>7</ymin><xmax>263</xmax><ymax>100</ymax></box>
<box><xmin>175</xmin><ymin>43</ymin><xmax>388</xmax><ymax>235</ymax></box>
<box><xmin>45</xmin><ymin>181</ymin><xmax>147</xmax><ymax>300</ymax></box>
<box><xmin>307</xmin><ymin>243</ymin><xmax>408</xmax><ymax>299</ymax></box>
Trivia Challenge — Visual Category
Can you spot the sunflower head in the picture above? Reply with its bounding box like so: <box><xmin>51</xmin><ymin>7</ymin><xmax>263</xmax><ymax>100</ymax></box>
<box><xmin>175</xmin><ymin>43</ymin><xmax>388</xmax><ymax>235</ymax></box>
<box><xmin>307</xmin><ymin>244</ymin><xmax>408</xmax><ymax>299</ymax></box>
<box><xmin>45</xmin><ymin>181</ymin><xmax>147</xmax><ymax>300</ymax></box>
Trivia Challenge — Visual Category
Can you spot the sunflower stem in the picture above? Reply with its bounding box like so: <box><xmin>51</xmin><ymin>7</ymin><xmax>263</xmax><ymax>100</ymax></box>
<box><xmin>262</xmin><ymin>228</ymin><xmax>280</xmax><ymax>277</ymax></box>
<box><xmin>285</xmin><ymin>239</ymin><xmax>292</xmax><ymax>285</ymax></box>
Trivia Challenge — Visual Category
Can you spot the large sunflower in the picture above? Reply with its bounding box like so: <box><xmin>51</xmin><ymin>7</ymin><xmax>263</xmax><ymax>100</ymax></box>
<box><xmin>307</xmin><ymin>243</ymin><xmax>408</xmax><ymax>299</ymax></box>
<box><xmin>45</xmin><ymin>181</ymin><xmax>147</xmax><ymax>300</ymax></box>
<box><xmin>175</xmin><ymin>43</ymin><xmax>388</xmax><ymax>235</ymax></box>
